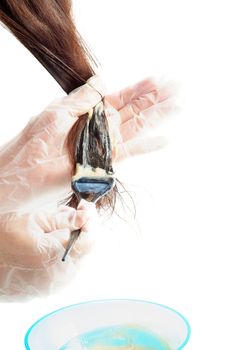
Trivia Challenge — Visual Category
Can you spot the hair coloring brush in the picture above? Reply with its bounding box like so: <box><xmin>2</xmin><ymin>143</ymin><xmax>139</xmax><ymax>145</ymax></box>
<box><xmin>62</xmin><ymin>102</ymin><xmax>115</xmax><ymax>261</ymax></box>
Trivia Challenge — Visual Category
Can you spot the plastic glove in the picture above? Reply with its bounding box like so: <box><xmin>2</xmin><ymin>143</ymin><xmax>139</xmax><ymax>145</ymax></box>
<box><xmin>0</xmin><ymin>74</ymin><xmax>176</xmax><ymax>302</ymax></box>
<box><xmin>0</xmin><ymin>200</ymin><xmax>97</xmax><ymax>302</ymax></box>
<box><xmin>105</xmin><ymin>76</ymin><xmax>177</xmax><ymax>162</ymax></box>
<box><xmin>0</xmin><ymin>75</ymin><xmax>106</xmax><ymax>213</ymax></box>
<box><xmin>0</xmin><ymin>75</ymin><xmax>176</xmax><ymax>213</ymax></box>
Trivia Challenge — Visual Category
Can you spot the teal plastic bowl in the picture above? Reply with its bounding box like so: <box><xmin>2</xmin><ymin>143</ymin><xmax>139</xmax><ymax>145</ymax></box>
<box><xmin>25</xmin><ymin>299</ymin><xmax>191</xmax><ymax>349</ymax></box>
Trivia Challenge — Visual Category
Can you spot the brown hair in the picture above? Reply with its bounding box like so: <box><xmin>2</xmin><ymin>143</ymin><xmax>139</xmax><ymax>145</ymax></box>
<box><xmin>0</xmin><ymin>0</ymin><xmax>117</xmax><ymax>211</ymax></box>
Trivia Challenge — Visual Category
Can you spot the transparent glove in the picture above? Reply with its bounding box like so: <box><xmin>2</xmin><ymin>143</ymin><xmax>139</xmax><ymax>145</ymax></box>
<box><xmin>0</xmin><ymin>200</ymin><xmax>97</xmax><ymax>302</ymax></box>
<box><xmin>0</xmin><ymin>75</ymin><xmax>176</xmax><ymax>212</ymax></box>
<box><xmin>0</xmin><ymin>75</ymin><xmax>106</xmax><ymax>213</ymax></box>
<box><xmin>0</xmin><ymin>77</ymin><xmax>101</xmax><ymax>301</ymax></box>
<box><xmin>0</xmin><ymin>74</ymin><xmax>175</xmax><ymax>301</ymax></box>
<box><xmin>105</xmin><ymin>76</ymin><xmax>177</xmax><ymax>162</ymax></box>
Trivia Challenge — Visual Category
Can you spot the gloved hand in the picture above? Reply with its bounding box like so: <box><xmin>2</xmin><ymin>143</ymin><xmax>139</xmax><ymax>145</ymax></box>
<box><xmin>0</xmin><ymin>200</ymin><xmax>97</xmax><ymax>302</ymax></box>
<box><xmin>0</xmin><ymin>74</ymin><xmax>176</xmax><ymax>301</ymax></box>
<box><xmin>0</xmin><ymin>75</ymin><xmax>106</xmax><ymax>213</ymax></box>
<box><xmin>0</xmin><ymin>75</ymin><xmax>176</xmax><ymax>212</ymax></box>
<box><xmin>105</xmin><ymin>76</ymin><xmax>177</xmax><ymax>162</ymax></box>
<box><xmin>0</xmin><ymin>77</ymin><xmax>101</xmax><ymax>301</ymax></box>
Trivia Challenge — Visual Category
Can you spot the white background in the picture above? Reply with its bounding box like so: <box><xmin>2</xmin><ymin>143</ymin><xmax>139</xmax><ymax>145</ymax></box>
<box><xmin>0</xmin><ymin>0</ymin><xmax>232</xmax><ymax>349</ymax></box>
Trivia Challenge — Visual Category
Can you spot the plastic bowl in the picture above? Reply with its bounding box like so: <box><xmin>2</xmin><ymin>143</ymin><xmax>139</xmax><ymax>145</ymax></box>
<box><xmin>25</xmin><ymin>299</ymin><xmax>191</xmax><ymax>350</ymax></box>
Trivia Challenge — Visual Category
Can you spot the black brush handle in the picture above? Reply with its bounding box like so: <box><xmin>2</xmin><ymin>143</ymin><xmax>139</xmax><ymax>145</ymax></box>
<box><xmin>61</xmin><ymin>229</ymin><xmax>81</xmax><ymax>262</ymax></box>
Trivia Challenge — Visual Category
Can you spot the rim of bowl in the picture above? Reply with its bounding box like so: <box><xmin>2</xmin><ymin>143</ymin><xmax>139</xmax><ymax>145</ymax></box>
<box><xmin>24</xmin><ymin>298</ymin><xmax>191</xmax><ymax>350</ymax></box>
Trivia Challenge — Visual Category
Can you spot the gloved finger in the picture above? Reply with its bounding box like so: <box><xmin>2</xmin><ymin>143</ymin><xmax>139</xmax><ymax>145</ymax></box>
<box><xmin>34</xmin><ymin>202</ymin><xmax>95</xmax><ymax>234</ymax></box>
<box><xmin>48</xmin><ymin>228</ymin><xmax>70</xmax><ymax>243</ymax></box>
<box><xmin>118</xmin><ymin>80</ymin><xmax>176</xmax><ymax>126</ymax></box>
<box><xmin>46</xmin><ymin>75</ymin><xmax>106</xmax><ymax>117</ymax></box>
<box><xmin>104</xmin><ymin>102</ymin><xmax>122</xmax><ymax>160</ymax></box>
<box><xmin>105</xmin><ymin>77</ymin><xmax>159</xmax><ymax>114</ymax></box>
<box><xmin>68</xmin><ymin>200</ymin><xmax>99</xmax><ymax>259</ymax></box>
<box><xmin>57</xmin><ymin>201</ymin><xmax>98</xmax><ymax>232</ymax></box>
<box><xmin>37</xmin><ymin>225</ymin><xmax>96</xmax><ymax>267</ymax></box>
<box><xmin>36</xmin><ymin>202</ymin><xmax>97</xmax><ymax>261</ymax></box>
<box><xmin>41</xmin><ymin>202</ymin><xmax>98</xmax><ymax>261</ymax></box>
<box><xmin>120</xmin><ymin>97</ymin><xmax>177</xmax><ymax>142</ymax></box>
<box><xmin>23</xmin><ymin>109</ymin><xmax>76</xmax><ymax>143</ymax></box>
<box><xmin>76</xmin><ymin>199</ymin><xmax>98</xmax><ymax>232</ymax></box>
<box><xmin>69</xmin><ymin>225</ymin><xmax>97</xmax><ymax>260</ymax></box>
<box><xmin>114</xmin><ymin>136</ymin><xmax>168</xmax><ymax>162</ymax></box>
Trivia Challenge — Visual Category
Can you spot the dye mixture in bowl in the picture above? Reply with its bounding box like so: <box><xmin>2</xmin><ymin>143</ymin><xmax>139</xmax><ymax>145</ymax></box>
<box><xmin>60</xmin><ymin>324</ymin><xmax>171</xmax><ymax>350</ymax></box>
